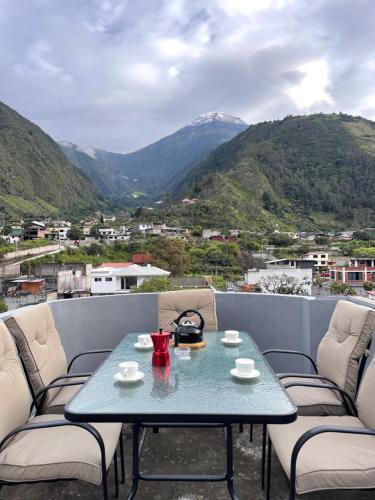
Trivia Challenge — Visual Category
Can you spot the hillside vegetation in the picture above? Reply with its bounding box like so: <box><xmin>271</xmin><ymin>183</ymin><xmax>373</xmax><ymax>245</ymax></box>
<box><xmin>173</xmin><ymin>113</ymin><xmax>375</xmax><ymax>230</ymax></box>
<box><xmin>0</xmin><ymin>101</ymin><xmax>106</xmax><ymax>216</ymax></box>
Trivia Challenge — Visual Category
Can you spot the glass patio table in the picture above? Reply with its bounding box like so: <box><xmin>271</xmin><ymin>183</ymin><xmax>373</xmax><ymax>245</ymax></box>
<box><xmin>65</xmin><ymin>331</ymin><xmax>297</xmax><ymax>499</ymax></box>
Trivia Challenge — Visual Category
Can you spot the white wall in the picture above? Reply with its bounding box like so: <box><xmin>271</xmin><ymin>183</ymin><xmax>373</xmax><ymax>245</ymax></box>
<box><xmin>246</xmin><ymin>268</ymin><xmax>313</xmax><ymax>294</ymax></box>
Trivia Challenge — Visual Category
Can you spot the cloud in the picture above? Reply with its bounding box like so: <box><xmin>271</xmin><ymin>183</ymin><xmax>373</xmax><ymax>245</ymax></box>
<box><xmin>0</xmin><ymin>0</ymin><xmax>374</xmax><ymax>152</ymax></box>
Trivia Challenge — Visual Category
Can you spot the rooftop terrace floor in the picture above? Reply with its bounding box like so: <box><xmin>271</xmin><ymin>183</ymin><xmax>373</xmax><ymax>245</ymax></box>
<box><xmin>1</xmin><ymin>425</ymin><xmax>373</xmax><ymax>500</ymax></box>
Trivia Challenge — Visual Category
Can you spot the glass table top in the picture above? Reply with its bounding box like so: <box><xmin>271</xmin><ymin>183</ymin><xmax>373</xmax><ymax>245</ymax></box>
<box><xmin>65</xmin><ymin>332</ymin><xmax>297</xmax><ymax>424</ymax></box>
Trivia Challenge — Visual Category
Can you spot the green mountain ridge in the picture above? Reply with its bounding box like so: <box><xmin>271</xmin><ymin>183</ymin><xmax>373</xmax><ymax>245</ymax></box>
<box><xmin>172</xmin><ymin>113</ymin><xmax>375</xmax><ymax>231</ymax></box>
<box><xmin>60</xmin><ymin>113</ymin><xmax>248</xmax><ymax>205</ymax></box>
<box><xmin>0</xmin><ymin>101</ymin><xmax>106</xmax><ymax>217</ymax></box>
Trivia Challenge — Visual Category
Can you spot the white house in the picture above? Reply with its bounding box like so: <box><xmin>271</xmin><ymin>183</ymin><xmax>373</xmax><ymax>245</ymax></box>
<box><xmin>304</xmin><ymin>252</ymin><xmax>331</xmax><ymax>270</ymax></box>
<box><xmin>90</xmin><ymin>263</ymin><xmax>170</xmax><ymax>294</ymax></box>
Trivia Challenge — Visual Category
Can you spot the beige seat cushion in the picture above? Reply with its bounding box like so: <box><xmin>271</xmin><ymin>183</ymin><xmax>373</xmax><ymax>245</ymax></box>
<box><xmin>282</xmin><ymin>376</ymin><xmax>345</xmax><ymax>416</ymax></box>
<box><xmin>356</xmin><ymin>355</ymin><xmax>375</xmax><ymax>428</ymax></box>
<box><xmin>159</xmin><ymin>289</ymin><xmax>218</xmax><ymax>332</ymax></box>
<box><xmin>5</xmin><ymin>303</ymin><xmax>68</xmax><ymax>401</ymax></box>
<box><xmin>0</xmin><ymin>414</ymin><xmax>121</xmax><ymax>485</ymax></box>
<box><xmin>317</xmin><ymin>300</ymin><xmax>375</xmax><ymax>398</ymax></box>
<box><xmin>43</xmin><ymin>376</ymin><xmax>89</xmax><ymax>415</ymax></box>
<box><xmin>269</xmin><ymin>415</ymin><xmax>375</xmax><ymax>494</ymax></box>
<box><xmin>0</xmin><ymin>322</ymin><xmax>31</xmax><ymax>441</ymax></box>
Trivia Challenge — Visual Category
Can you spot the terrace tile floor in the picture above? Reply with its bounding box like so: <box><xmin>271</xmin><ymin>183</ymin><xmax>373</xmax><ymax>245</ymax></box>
<box><xmin>1</xmin><ymin>425</ymin><xmax>373</xmax><ymax>500</ymax></box>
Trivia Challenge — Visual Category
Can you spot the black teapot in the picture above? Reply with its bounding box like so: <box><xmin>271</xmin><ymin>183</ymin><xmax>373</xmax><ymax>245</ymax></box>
<box><xmin>172</xmin><ymin>309</ymin><xmax>205</xmax><ymax>345</ymax></box>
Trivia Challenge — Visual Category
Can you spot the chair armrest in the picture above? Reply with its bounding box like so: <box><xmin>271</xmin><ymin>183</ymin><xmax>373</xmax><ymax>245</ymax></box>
<box><xmin>50</xmin><ymin>373</ymin><xmax>92</xmax><ymax>384</ymax></box>
<box><xmin>0</xmin><ymin>419</ymin><xmax>107</xmax><ymax>473</ymax></box>
<box><xmin>263</xmin><ymin>349</ymin><xmax>318</xmax><ymax>373</ymax></box>
<box><xmin>289</xmin><ymin>425</ymin><xmax>375</xmax><ymax>494</ymax></box>
<box><xmin>67</xmin><ymin>349</ymin><xmax>112</xmax><ymax>372</ymax></box>
<box><xmin>283</xmin><ymin>381</ymin><xmax>357</xmax><ymax>416</ymax></box>
<box><xmin>278</xmin><ymin>373</ymin><xmax>338</xmax><ymax>386</ymax></box>
<box><xmin>32</xmin><ymin>381</ymin><xmax>85</xmax><ymax>414</ymax></box>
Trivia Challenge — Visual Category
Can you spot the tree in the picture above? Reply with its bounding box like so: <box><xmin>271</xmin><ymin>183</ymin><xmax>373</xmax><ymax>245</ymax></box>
<box><xmin>0</xmin><ymin>299</ymin><xmax>8</xmax><ymax>313</ymax></box>
<box><xmin>363</xmin><ymin>281</ymin><xmax>374</xmax><ymax>291</ymax></box>
<box><xmin>313</xmin><ymin>275</ymin><xmax>325</xmax><ymax>295</ymax></box>
<box><xmin>330</xmin><ymin>281</ymin><xmax>356</xmax><ymax>295</ymax></box>
<box><xmin>133</xmin><ymin>277</ymin><xmax>174</xmax><ymax>293</ymax></box>
<box><xmin>268</xmin><ymin>233</ymin><xmax>291</xmax><ymax>247</ymax></box>
<box><xmin>190</xmin><ymin>225</ymin><xmax>203</xmax><ymax>237</ymax></box>
<box><xmin>150</xmin><ymin>238</ymin><xmax>190</xmax><ymax>276</ymax></box>
<box><xmin>257</xmin><ymin>274</ymin><xmax>311</xmax><ymax>295</ymax></box>
<box><xmin>67</xmin><ymin>226</ymin><xmax>84</xmax><ymax>240</ymax></box>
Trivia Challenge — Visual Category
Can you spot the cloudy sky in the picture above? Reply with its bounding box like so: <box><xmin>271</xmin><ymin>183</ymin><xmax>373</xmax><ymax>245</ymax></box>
<box><xmin>1</xmin><ymin>0</ymin><xmax>375</xmax><ymax>152</ymax></box>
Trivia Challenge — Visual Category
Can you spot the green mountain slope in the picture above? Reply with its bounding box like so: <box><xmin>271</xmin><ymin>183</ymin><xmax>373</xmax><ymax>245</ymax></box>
<box><xmin>0</xmin><ymin>101</ymin><xmax>106</xmax><ymax>216</ymax></box>
<box><xmin>173</xmin><ymin>113</ymin><xmax>375</xmax><ymax>231</ymax></box>
<box><xmin>60</xmin><ymin>112</ymin><xmax>248</xmax><ymax>205</ymax></box>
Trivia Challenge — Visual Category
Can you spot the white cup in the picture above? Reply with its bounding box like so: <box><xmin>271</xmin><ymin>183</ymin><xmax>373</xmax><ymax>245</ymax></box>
<box><xmin>119</xmin><ymin>361</ymin><xmax>138</xmax><ymax>379</ymax></box>
<box><xmin>235</xmin><ymin>358</ymin><xmax>254</xmax><ymax>375</ymax></box>
<box><xmin>225</xmin><ymin>330</ymin><xmax>239</xmax><ymax>342</ymax></box>
<box><xmin>138</xmin><ymin>334</ymin><xmax>152</xmax><ymax>346</ymax></box>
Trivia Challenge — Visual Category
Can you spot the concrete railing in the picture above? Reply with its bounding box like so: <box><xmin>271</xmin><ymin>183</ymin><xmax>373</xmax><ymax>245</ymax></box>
<box><xmin>1</xmin><ymin>293</ymin><xmax>374</xmax><ymax>373</ymax></box>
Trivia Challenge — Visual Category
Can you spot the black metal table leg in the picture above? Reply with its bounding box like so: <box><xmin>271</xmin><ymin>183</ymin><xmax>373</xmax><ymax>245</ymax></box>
<box><xmin>226</xmin><ymin>424</ymin><xmax>239</xmax><ymax>500</ymax></box>
<box><xmin>127</xmin><ymin>423</ymin><xmax>140</xmax><ymax>500</ymax></box>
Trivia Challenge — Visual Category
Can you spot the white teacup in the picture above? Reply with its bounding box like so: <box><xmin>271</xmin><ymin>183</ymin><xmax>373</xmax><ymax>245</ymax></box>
<box><xmin>138</xmin><ymin>334</ymin><xmax>152</xmax><ymax>346</ymax></box>
<box><xmin>235</xmin><ymin>358</ymin><xmax>254</xmax><ymax>375</ymax></box>
<box><xmin>225</xmin><ymin>330</ymin><xmax>239</xmax><ymax>342</ymax></box>
<box><xmin>119</xmin><ymin>361</ymin><xmax>138</xmax><ymax>379</ymax></box>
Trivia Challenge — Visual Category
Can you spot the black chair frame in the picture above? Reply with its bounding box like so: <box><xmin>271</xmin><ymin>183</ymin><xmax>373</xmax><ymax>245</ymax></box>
<box><xmin>0</xmin><ymin>419</ymin><xmax>114</xmax><ymax>500</ymax></box>
<box><xmin>266</xmin><ymin>424</ymin><xmax>375</xmax><ymax>500</ymax></box>
<box><xmin>265</xmin><ymin>382</ymin><xmax>372</xmax><ymax>500</ymax></box>
<box><xmin>257</xmin><ymin>343</ymin><xmax>371</xmax><ymax>489</ymax></box>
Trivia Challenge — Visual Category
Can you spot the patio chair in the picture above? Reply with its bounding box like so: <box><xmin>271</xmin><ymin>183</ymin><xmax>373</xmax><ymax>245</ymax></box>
<box><xmin>266</xmin><ymin>354</ymin><xmax>375</xmax><ymax>500</ymax></box>
<box><xmin>264</xmin><ymin>300</ymin><xmax>375</xmax><ymax>416</ymax></box>
<box><xmin>5</xmin><ymin>302</ymin><xmax>112</xmax><ymax>414</ymax></box>
<box><xmin>158</xmin><ymin>288</ymin><xmax>218</xmax><ymax>332</ymax></box>
<box><xmin>0</xmin><ymin>320</ymin><xmax>122</xmax><ymax>500</ymax></box>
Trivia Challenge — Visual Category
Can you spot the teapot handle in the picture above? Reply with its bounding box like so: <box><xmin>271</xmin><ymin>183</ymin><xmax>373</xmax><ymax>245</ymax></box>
<box><xmin>173</xmin><ymin>309</ymin><xmax>205</xmax><ymax>332</ymax></box>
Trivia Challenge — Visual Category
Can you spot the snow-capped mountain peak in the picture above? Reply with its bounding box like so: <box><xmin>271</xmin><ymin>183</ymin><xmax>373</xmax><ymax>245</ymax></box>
<box><xmin>190</xmin><ymin>111</ymin><xmax>247</xmax><ymax>127</ymax></box>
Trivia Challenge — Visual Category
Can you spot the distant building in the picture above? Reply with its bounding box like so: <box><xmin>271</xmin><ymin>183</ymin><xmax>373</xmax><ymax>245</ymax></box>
<box><xmin>132</xmin><ymin>253</ymin><xmax>152</xmax><ymax>265</ymax></box>
<box><xmin>266</xmin><ymin>258</ymin><xmax>315</xmax><ymax>271</ymax></box>
<box><xmin>210</xmin><ymin>235</ymin><xmax>238</xmax><ymax>242</ymax></box>
<box><xmin>304</xmin><ymin>252</ymin><xmax>334</xmax><ymax>270</ymax></box>
<box><xmin>91</xmin><ymin>263</ymin><xmax>170</xmax><ymax>294</ymax></box>
<box><xmin>367</xmin><ymin>291</ymin><xmax>375</xmax><ymax>301</ymax></box>
<box><xmin>202</xmin><ymin>229</ymin><xmax>221</xmax><ymax>239</ymax></box>
<box><xmin>329</xmin><ymin>257</ymin><xmax>375</xmax><ymax>286</ymax></box>
<box><xmin>23</xmin><ymin>221</ymin><xmax>46</xmax><ymax>240</ymax></box>
<box><xmin>181</xmin><ymin>198</ymin><xmax>197</xmax><ymax>205</ymax></box>
<box><xmin>10</xmin><ymin>278</ymin><xmax>45</xmax><ymax>295</ymax></box>
<box><xmin>45</xmin><ymin>226</ymin><xmax>68</xmax><ymax>240</ymax></box>
<box><xmin>132</xmin><ymin>223</ymin><xmax>152</xmax><ymax>232</ymax></box>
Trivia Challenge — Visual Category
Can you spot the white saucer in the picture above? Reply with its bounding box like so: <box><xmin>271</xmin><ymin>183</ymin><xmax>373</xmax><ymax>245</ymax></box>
<box><xmin>134</xmin><ymin>342</ymin><xmax>153</xmax><ymax>350</ymax></box>
<box><xmin>114</xmin><ymin>371</ymin><xmax>145</xmax><ymax>383</ymax></box>
<box><xmin>221</xmin><ymin>338</ymin><xmax>243</xmax><ymax>346</ymax></box>
<box><xmin>230</xmin><ymin>368</ymin><xmax>260</xmax><ymax>380</ymax></box>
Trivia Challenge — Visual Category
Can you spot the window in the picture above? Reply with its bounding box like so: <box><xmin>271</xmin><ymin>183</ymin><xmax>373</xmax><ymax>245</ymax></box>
<box><xmin>105</xmin><ymin>277</ymin><xmax>112</xmax><ymax>282</ymax></box>
<box><xmin>347</xmin><ymin>272</ymin><xmax>363</xmax><ymax>281</ymax></box>
<box><xmin>313</xmin><ymin>254</ymin><xmax>318</xmax><ymax>258</ymax></box>
<box><xmin>94</xmin><ymin>277</ymin><xmax>102</xmax><ymax>282</ymax></box>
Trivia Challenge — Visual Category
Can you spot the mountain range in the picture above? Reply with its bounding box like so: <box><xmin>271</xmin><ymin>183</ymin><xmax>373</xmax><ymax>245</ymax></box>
<box><xmin>60</xmin><ymin>111</ymin><xmax>248</xmax><ymax>205</ymax></box>
<box><xmin>0</xmin><ymin>101</ymin><xmax>105</xmax><ymax>217</ymax></box>
<box><xmin>1</xmin><ymin>99</ymin><xmax>375</xmax><ymax>231</ymax></box>
<box><xmin>172</xmin><ymin>113</ymin><xmax>375</xmax><ymax>231</ymax></box>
